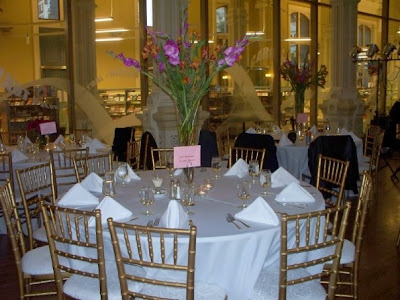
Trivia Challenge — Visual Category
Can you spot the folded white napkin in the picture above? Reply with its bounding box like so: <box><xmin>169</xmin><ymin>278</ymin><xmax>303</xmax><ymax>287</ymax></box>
<box><xmin>81</xmin><ymin>172</ymin><xmax>103</xmax><ymax>193</ymax></box>
<box><xmin>23</xmin><ymin>136</ymin><xmax>32</xmax><ymax>146</ymax></box>
<box><xmin>246</xmin><ymin>127</ymin><xmax>257</xmax><ymax>134</ymax></box>
<box><xmin>159</xmin><ymin>200</ymin><xmax>188</xmax><ymax>228</ymax></box>
<box><xmin>235</xmin><ymin>196</ymin><xmax>279</xmax><ymax>226</ymax></box>
<box><xmin>341</xmin><ymin>128</ymin><xmax>362</xmax><ymax>143</ymax></box>
<box><xmin>87</xmin><ymin>138</ymin><xmax>108</xmax><ymax>154</ymax></box>
<box><xmin>271</xmin><ymin>167</ymin><xmax>299</xmax><ymax>188</ymax></box>
<box><xmin>54</xmin><ymin>134</ymin><xmax>65</xmax><ymax>144</ymax></box>
<box><xmin>58</xmin><ymin>183</ymin><xmax>99</xmax><ymax>207</ymax></box>
<box><xmin>89</xmin><ymin>196</ymin><xmax>132</xmax><ymax>226</ymax></box>
<box><xmin>224</xmin><ymin>158</ymin><xmax>249</xmax><ymax>178</ymax></box>
<box><xmin>275</xmin><ymin>182</ymin><xmax>315</xmax><ymax>203</ymax></box>
<box><xmin>310</xmin><ymin>125</ymin><xmax>318</xmax><ymax>135</ymax></box>
<box><xmin>278</xmin><ymin>134</ymin><xmax>293</xmax><ymax>146</ymax></box>
<box><xmin>174</xmin><ymin>168</ymin><xmax>183</xmax><ymax>176</ymax></box>
<box><xmin>11</xmin><ymin>149</ymin><xmax>29</xmax><ymax>162</ymax></box>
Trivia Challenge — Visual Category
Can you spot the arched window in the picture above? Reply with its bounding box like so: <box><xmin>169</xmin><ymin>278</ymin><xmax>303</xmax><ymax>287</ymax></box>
<box><xmin>289</xmin><ymin>12</ymin><xmax>310</xmax><ymax>64</ymax></box>
<box><xmin>358</xmin><ymin>24</ymin><xmax>371</xmax><ymax>47</ymax></box>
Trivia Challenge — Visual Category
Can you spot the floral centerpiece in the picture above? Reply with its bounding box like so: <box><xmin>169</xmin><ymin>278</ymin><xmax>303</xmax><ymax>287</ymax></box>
<box><xmin>26</xmin><ymin>119</ymin><xmax>51</xmax><ymax>149</ymax></box>
<box><xmin>281</xmin><ymin>57</ymin><xmax>328</xmax><ymax>116</ymax></box>
<box><xmin>108</xmin><ymin>8</ymin><xmax>249</xmax><ymax>146</ymax></box>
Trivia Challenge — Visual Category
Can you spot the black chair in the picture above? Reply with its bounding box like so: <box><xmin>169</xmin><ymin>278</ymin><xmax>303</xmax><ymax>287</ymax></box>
<box><xmin>112</xmin><ymin>127</ymin><xmax>134</xmax><ymax>162</ymax></box>
<box><xmin>139</xmin><ymin>131</ymin><xmax>158</xmax><ymax>170</ymax></box>
<box><xmin>308</xmin><ymin>135</ymin><xmax>359</xmax><ymax>194</ymax></box>
<box><xmin>234</xmin><ymin>132</ymin><xmax>279</xmax><ymax>172</ymax></box>
<box><xmin>198</xmin><ymin>129</ymin><xmax>219</xmax><ymax>167</ymax></box>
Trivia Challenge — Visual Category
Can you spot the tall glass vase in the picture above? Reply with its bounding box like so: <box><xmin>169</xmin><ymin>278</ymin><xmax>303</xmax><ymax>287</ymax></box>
<box><xmin>294</xmin><ymin>90</ymin><xmax>305</xmax><ymax>118</ymax></box>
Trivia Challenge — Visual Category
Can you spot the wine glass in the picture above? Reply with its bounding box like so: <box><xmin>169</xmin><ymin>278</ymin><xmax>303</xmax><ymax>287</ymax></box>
<box><xmin>17</xmin><ymin>135</ymin><xmax>24</xmax><ymax>151</ymax></box>
<box><xmin>237</xmin><ymin>180</ymin><xmax>251</xmax><ymax>209</ymax></box>
<box><xmin>139</xmin><ymin>187</ymin><xmax>154</xmax><ymax>215</ymax></box>
<box><xmin>0</xmin><ymin>142</ymin><xmax>6</xmax><ymax>154</ymax></box>
<box><xmin>211</xmin><ymin>156</ymin><xmax>222</xmax><ymax>179</ymax></box>
<box><xmin>259</xmin><ymin>169</ymin><xmax>272</xmax><ymax>196</ymax></box>
<box><xmin>248</xmin><ymin>160</ymin><xmax>260</xmax><ymax>183</ymax></box>
<box><xmin>116</xmin><ymin>163</ymin><xmax>129</xmax><ymax>186</ymax></box>
<box><xmin>152</xmin><ymin>173</ymin><xmax>164</xmax><ymax>194</ymax></box>
<box><xmin>69</xmin><ymin>133</ymin><xmax>76</xmax><ymax>145</ymax></box>
<box><xmin>79</xmin><ymin>134</ymin><xmax>87</xmax><ymax>147</ymax></box>
<box><xmin>166</xmin><ymin>154</ymin><xmax>174</xmax><ymax>177</ymax></box>
<box><xmin>181</xmin><ymin>185</ymin><xmax>195</xmax><ymax>215</ymax></box>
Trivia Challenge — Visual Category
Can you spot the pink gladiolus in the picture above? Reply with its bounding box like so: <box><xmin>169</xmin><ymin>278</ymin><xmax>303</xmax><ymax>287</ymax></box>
<box><xmin>164</xmin><ymin>40</ymin><xmax>180</xmax><ymax>66</ymax></box>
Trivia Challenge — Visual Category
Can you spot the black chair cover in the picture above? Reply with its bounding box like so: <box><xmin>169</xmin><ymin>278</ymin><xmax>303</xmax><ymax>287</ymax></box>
<box><xmin>233</xmin><ymin>132</ymin><xmax>279</xmax><ymax>172</ymax></box>
<box><xmin>308</xmin><ymin>135</ymin><xmax>359</xmax><ymax>194</ymax></box>
<box><xmin>198</xmin><ymin>129</ymin><xmax>219</xmax><ymax>167</ymax></box>
<box><xmin>112</xmin><ymin>127</ymin><xmax>134</xmax><ymax>162</ymax></box>
<box><xmin>139</xmin><ymin>131</ymin><xmax>158</xmax><ymax>170</ymax></box>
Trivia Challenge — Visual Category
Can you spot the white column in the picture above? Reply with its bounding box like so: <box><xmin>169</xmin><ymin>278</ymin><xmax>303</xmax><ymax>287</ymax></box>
<box><xmin>141</xmin><ymin>0</ymin><xmax>208</xmax><ymax>148</ymax></box>
<box><xmin>320</xmin><ymin>0</ymin><xmax>364</xmax><ymax>136</ymax></box>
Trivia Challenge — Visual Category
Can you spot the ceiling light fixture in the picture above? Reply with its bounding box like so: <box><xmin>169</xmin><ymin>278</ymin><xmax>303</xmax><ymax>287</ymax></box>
<box><xmin>95</xmin><ymin>28</ymin><xmax>128</xmax><ymax>33</ymax></box>
<box><xmin>95</xmin><ymin>17</ymin><xmax>114</xmax><ymax>22</ymax></box>
<box><xmin>284</xmin><ymin>37</ymin><xmax>311</xmax><ymax>42</ymax></box>
<box><xmin>95</xmin><ymin>37</ymin><xmax>123</xmax><ymax>42</ymax></box>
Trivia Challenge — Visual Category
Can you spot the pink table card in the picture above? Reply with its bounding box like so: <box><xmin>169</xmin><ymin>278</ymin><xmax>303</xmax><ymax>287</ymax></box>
<box><xmin>296</xmin><ymin>113</ymin><xmax>309</xmax><ymax>124</ymax></box>
<box><xmin>39</xmin><ymin>121</ymin><xmax>57</xmax><ymax>135</ymax></box>
<box><xmin>173</xmin><ymin>145</ymin><xmax>201</xmax><ymax>168</ymax></box>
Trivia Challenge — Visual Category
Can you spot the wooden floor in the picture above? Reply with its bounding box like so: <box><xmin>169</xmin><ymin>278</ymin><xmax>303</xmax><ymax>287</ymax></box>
<box><xmin>0</xmin><ymin>162</ymin><xmax>399</xmax><ymax>299</ymax></box>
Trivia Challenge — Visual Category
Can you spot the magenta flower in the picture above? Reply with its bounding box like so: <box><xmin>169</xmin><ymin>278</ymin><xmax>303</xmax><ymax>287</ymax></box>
<box><xmin>158</xmin><ymin>62</ymin><xmax>165</xmax><ymax>72</ymax></box>
<box><xmin>164</xmin><ymin>40</ymin><xmax>180</xmax><ymax>66</ymax></box>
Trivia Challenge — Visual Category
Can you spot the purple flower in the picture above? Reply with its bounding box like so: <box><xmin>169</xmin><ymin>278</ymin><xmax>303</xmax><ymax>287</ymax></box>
<box><xmin>164</xmin><ymin>40</ymin><xmax>180</xmax><ymax>66</ymax></box>
<box><xmin>123</xmin><ymin>58</ymin><xmax>141</xmax><ymax>70</ymax></box>
<box><xmin>184</xmin><ymin>41</ymin><xmax>191</xmax><ymax>49</ymax></box>
<box><xmin>158</xmin><ymin>62</ymin><xmax>165</xmax><ymax>72</ymax></box>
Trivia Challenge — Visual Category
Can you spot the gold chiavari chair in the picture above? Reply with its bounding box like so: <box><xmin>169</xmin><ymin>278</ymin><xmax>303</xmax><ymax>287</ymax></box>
<box><xmin>0</xmin><ymin>152</ymin><xmax>14</xmax><ymax>218</ymax></box>
<box><xmin>363</xmin><ymin>124</ymin><xmax>382</xmax><ymax>159</ymax></box>
<box><xmin>0</xmin><ymin>181</ymin><xmax>58</xmax><ymax>298</ymax></box>
<box><xmin>49</xmin><ymin>147</ymin><xmax>89</xmax><ymax>198</ymax></box>
<box><xmin>16</xmin><ymin>162</ymin><xmax>56</xmax><ymax>250</ymax></box>
<box><xmin>151</xmin><ymin>147</ymin><xmax>174</xmax><ymax>170</ymax></box>
<box><xmin>250</xmin><ymin>202</ymin><xmax>351</xmax><ymax>300</ymax></box>
<box><xmin>315</xmin><ymin>154</ymin><xmax>350</xmax><ymax>208</ymax></box>
<box><xmin>73</xmin><ymin>128</ymin><xmax>93</xmax><ymax>141</ymax></box>
<box><xmin>107</xmin><ymin>219</ymin><xmax>227</xmax><ymax>299</ymax></box>
<box><xmin>228</xmin><ymin>146</ymin><xmax>266</xmax><ymax>168</ymax></box>
<box><xmin>126</xmin><ymin>139</ymin><xmax>141</xmax><ymax>170</ymax></box>
<box><xmin>41</xmin><ymin>204</ymin><xmax>135</xmax><ymax>300</ymax></box>
<box><xmin>84</xmin><ymin>152</ymin><xmax>113</xmax><ymax>177</ymax></box>
<box><xmin>322</xmin><ymin>171</ymin><xmax>373</xmax><ymax>299</ymax></box>
<box><xmin>8</xmin><ymin>130</ymin><xmax>27</xmax><ymax>145</ymax></box>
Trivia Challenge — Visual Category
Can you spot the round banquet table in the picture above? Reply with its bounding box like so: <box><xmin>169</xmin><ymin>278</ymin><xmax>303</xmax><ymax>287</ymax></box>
<box><xmin>68</xmin><ymin>168</ymin><xmax>325</xmax><ymax>300</ymax></box>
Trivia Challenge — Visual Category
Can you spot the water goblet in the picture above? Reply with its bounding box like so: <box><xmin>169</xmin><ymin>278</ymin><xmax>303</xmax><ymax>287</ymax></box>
<box><xmin>248</xmin><ymin>160</ymin><xmax>260</xmax><ymax>183</ymax></box>
<box><xmin>166</xmin><ymin>154</ymin><xmax>174</xmax><ymax>177</ymax></box>
<box><xmin>69</xmin><ymin>133</ymin><xmax>76</xmax><ymax>145</ymax></box>
<box><xmin>0</xmin><ymin>142</ymin><xmax>6</xmax><ymax>154</ymax></box>
<box><xmin>237</xmin><ymin>180</ymin><xmax>251</xmax><ymax>209</ymax></box>
<box><xmin>17</xmin><ymin>135</ymin><xmax>24</xmax><ymax>151</ymax></box>
<box><xmin>211</xmin><ymin>156</ymin><xmax>222</xmax><ymax>179</ymax></box>
<box><xmin>152</xmin><ymin>174</ymin><xmax>164</xmax><ymax>194</ymax></box>
<box><xmin>139</xmin><ymin>187</ymin><xmax>154</xmax><ymax>215</ymax></box>
<box><xmin>79</xmin><ymin>134</ymin><xmax>87</xmax><ymax>147</ymax></box>
<box><xmin>181</xmin><ymin>185</ymin><xmax>195</xmax><ymax>215</ymax></box>
<box><xmin>259</xmin><ymin>169</ymin><xmax>272</xmax><ymax>196</ymax></box>
<box><xmin>116</xmin><ymin>163</ymin><xmax>129</xmax><ymax>186</ymax></box>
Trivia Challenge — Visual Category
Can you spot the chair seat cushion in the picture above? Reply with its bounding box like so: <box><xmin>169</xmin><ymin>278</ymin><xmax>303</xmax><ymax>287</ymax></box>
<box><xmin>250</xmin><ymin>267</ymin><xmax>326</xmax><ymax>300</ymax></box>
<box><xmin>64</xmin><ymin>261</ymin><xmax>145</xmax><ymax>300</ymax></box>
<box><xmin>340</xmin><ymin>239</ymin><xmax>355</xmax><ymax>265</ymax></box>
<box><xmin>33</xmin><ymin>226</ymin><xmax>48</xmax><ymax>243</ymax></box>
<box><xmin>21</xmin><ymin>245</ymin><xmax>69</xmax><ymax>275</ymax></box>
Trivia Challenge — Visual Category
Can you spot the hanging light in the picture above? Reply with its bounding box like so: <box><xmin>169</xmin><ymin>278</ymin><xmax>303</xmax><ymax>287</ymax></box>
<box><xmin>350</xmin><ymin>46</ymin><xmax>362</xmax><ymax>60</ymax></box>
<box><xmin>382</xmin><ymin>43</ymin><xmax>397</xmax><ymax>58</ymax></box>
<box><xmin>366</xmin><ymin>44</ymin><xmax>379</xmax><ymax>58</ymax></box>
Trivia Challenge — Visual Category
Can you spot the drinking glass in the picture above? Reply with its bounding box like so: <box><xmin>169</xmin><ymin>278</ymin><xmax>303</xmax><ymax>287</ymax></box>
<box><xmin>152</xmin><ymin>174</ymin><xmax>164</xmax><ymax>194</ymax></box>
<box><xmin>0</xmin><ymin>142</ymin><xmax>6</xmax><ymax>154</ymax></box>
<box><xmin>181</xmin><ymin>185</ymin><xmax>195</xmax><ymax>215</ymax></box>
<box><xmin>139</xmin><ymin>187</ymin><xmax>154</xmax><ymax>215</ymax></box>
<box><xmin>69</xmin><ymin>133</ymin><xmax>76</xmax><ymax>145</ymax></box>
<box><xmin>116</xmin><ymin>163</ymin><xmax>129</xmax><ymax>186</ymax></box>
<box><xmin>102</xmin><ymin>180</ymin><xmax>116</xmax><ymax>197</ymax></box>
<box><xmin>17</xmin><ymin>135</ymin><xmax>24</xmax><ymax>151</ymax></box>
<box><xmin>166</xmin><ymin>154</ymin><xmax>174</xmax><ymax>177</ymax></box>
<box><xmin>248</xmin><ymin>160</ymin><xmax>259</xmax><ymax>183</ymax></box>
<box><xmin>237</xmin><ymin>180</ymin><xmax>251</xmax><ymax>209</ymax></box>
<box><xmin>79</xmin><ymin>134</ymin><xmax>87</xmax><ymax>147</ymax></box>
<box><xmin>211</xmin><ymin>156</ymin><xmax>222</xmax><ymax>179</ymax></box>
<box><xmin>259</xmin><ymin>169</ymin><xmax>272</xmax><ymax>196</ymax></box>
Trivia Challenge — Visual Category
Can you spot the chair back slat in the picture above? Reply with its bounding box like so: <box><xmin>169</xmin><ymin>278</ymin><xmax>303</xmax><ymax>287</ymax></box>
<box><xmin>228</xmin><ymin>146</ymin><xmax>266</xmax><ymax>168</ymax></box>
<box><xmin>85</xmin><ymin>153</ymin><xmax>113</xmax><ymax>177</ymax></box>
<box><xmin>151</xmin><ymin>148</ymin><xmax>174</xmax><ymax>170</ymax></box>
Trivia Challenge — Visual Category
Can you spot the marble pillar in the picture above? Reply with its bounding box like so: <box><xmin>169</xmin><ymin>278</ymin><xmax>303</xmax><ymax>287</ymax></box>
<box><xmin>140</xmin><ymin>0</ymin><xmax>208</xmax><ymax>148</ymax></box>
<box><xmin>320</xmin><ymin>0</ymin><xmax>364</xmax><ymax>136</ymax></box>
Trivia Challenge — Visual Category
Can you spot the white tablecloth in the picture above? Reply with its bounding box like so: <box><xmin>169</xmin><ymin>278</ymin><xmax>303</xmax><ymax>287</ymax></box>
<box><xmin>56</xmin><ymin>168</ymin><xmax>325</xmax><ymax>300</ymax></box>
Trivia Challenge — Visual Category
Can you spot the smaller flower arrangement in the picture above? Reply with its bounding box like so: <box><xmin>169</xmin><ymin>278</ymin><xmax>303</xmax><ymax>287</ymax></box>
<box><xmin>26</xmin><ymin>119</ymin><xmax>54</xmax><ymax>147</ymax></box>
<box><xmin>281</xmin><ymin>58</ymin><xmax>328</xmax><ymax>93</ymax></box>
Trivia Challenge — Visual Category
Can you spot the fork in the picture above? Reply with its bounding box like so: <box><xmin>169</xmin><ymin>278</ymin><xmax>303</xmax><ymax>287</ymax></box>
<box><xmin>227</xmin><ymin>213</ymin><xmax>251</xmax><ymax>228</ymax></box>
<box><xmin>153</xmin><ymin>217</ymin><xmax>161</xmax><ymax>227</ymax></box>
<box><xmin>226</xmin><ymin>214</ymin><xmax>241</xmax><ymax>230</ymax></box>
